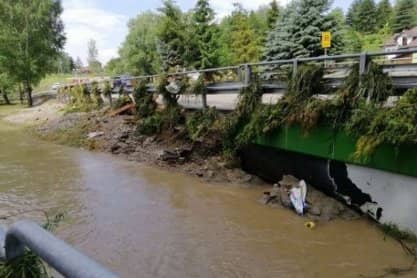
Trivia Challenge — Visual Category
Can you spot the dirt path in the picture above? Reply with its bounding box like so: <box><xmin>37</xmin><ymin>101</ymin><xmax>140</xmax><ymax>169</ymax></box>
<box><xmin>4</xmin><ymin>100</ymin><xmax>64</xmax><ymax>126</ymax></box>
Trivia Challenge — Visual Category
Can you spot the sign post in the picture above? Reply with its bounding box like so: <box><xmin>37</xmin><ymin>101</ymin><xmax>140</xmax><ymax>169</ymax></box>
<box><xmin>321</xmin><ymin>32</ymin><xmax>331</xmax><ymax>67</ymax></box>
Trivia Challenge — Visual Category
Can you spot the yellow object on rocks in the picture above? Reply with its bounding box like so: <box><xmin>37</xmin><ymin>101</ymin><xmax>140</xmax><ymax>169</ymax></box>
<box><xmin>305</xmin><ymin>221</ymin><xmax>316</xmax><ymax>229</ymax></box>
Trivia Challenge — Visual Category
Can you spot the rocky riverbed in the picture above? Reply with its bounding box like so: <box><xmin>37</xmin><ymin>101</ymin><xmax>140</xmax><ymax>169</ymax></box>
<box><xmin>5</xmin><ymin>100</ymin><xmax>360</xmax><ymax>222</ymax></box>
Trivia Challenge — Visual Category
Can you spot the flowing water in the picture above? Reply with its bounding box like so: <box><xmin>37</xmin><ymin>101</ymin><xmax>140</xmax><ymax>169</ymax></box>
<box><xmin>0</xmin><ymin>120</ymin><xmax>415</xmax><ymax>278</ymax></box>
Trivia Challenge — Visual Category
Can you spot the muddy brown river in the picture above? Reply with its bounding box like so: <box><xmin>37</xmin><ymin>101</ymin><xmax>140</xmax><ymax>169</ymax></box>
<box><xmin>0</xmin><ymin>120</ymin><xmax>415</xmax><ymax>277</ymax></box>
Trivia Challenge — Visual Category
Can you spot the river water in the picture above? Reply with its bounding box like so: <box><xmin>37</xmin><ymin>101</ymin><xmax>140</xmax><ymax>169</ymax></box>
<box><xmin>0</xmin><ymin>120</ymin><xmax>415</xmax><ymax>278</ymax></box>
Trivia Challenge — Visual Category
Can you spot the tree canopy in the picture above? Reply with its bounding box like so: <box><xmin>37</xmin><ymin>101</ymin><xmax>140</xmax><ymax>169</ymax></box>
<box><xmin>0</xmin><ymin>0</ymin><xmax>65</xmax><ymax>106</ymax></box>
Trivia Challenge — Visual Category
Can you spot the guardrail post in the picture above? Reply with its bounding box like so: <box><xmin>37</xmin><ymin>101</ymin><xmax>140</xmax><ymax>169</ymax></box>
<box><xmin>359</xmin><ymin>52</ymin><xmax>372</xmax><ymax>103</ymax></box>
<box><xmin>292</xmin><ymin>59</ymin><xmax>298</xmax><ymax>78</ymax></box>
<box><xmin>201</xmin><ymin>73</ymin><xmax>208</xmax><ymax>110</ymax></box>
<box><xmin>359</xmin><ymin>52</ymin><xmax>368</xmax><ymax>75</ymax></box>
<box><xmin>244</xmin><ymin>64</ymin><xmax>252</xmax><ymax>86</ymax></box>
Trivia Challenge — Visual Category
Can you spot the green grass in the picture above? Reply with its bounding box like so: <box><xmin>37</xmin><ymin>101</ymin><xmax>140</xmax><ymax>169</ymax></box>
<box><xmin>34</xmin><ymin>73</ymin><xmax>107</xmax><ymax>93</ymax></box>
<box><xmin>381</xmin><ymin>223</ymin><xmax>417</xmax><ymax>243</ymax></box>
<box><xmin>34</xmin><ymin>74</ymin><xmax>74</xmax><ymax>92</ymax></box>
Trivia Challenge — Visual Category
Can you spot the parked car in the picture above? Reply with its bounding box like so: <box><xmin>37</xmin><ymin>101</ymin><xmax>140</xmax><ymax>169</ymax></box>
<box><xmin>112</xmin><ymin>75</ymin><xmax>133</xmax><ymax>93</ymax></box>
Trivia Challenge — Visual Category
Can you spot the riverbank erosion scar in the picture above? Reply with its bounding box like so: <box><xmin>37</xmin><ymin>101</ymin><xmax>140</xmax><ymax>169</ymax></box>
<box><xmin>6</xmin><ymin>100</ymin><xmax>363</xmax><ymax>223</ymax></box>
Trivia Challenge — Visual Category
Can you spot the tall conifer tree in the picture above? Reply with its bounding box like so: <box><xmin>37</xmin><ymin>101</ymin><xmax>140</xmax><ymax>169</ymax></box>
<box><xmin>392</xmin><ymin>0</ymin><xmax>416</xmax><ymax>33</ymax></box>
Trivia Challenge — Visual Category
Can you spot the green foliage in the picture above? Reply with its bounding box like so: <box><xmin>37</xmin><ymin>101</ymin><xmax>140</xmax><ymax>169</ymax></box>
<box><xmin>229</xmin><ymin>4</ymin><xmax>261</xmax><ymax>64</ymax></box>
<box><xmin>381</xmin><ymin>223</ymin><xmax>417</xmax><ymax>243</ymax></box>
<box><xmin>267</xmin><ymin>0</ymin><xmax>280</xmax><ymax>30</ymax></box>
<box><xmin>90</xmin><ymin>81</ymin><xmax>103</xmax><ymax>108</ymax></box>
<box><xmin>52</xmin><ymin>52</ymin><xmax>75</xmax><ymax>74</ymax></box>
<box><xmin>104</xmin><ymin>58</ymin><xmax>124</xmax><ymax>75</ymax></box>
<box><xmin>355</xmin><ymin>0</ymin><xmax>378</xmax><ymax>33</ymax></box>
<box><xmin>264</xmin><ymin>0</ymin><xmax>344</xmax><ymax>60</ymax></box>
<box><xmin>0</xmin><ymin>0</ymin><xmax>65</xmax><ymax>106</ymax></box>
<box><xmin>392</xmin><ymin>0</ymin><xmax>416</xmax><ymax>33</ymax></box>
<box><xmin>360</xmin><ymin>25</ymin><xmax>392</xmax><ymax>51</ymax></box>
<box><xmin>186</xmin><ymin>107</ymin><xmax>218</xmax><ymax>141</ymax></box>
<box><xmin>189</xmin><ymin>0</ymin><xmax>219</xmax><ymax>69</ymax></box>
<box><xmin>343</xmin><ymin>28</ymin><xmax>363</xmax><ymax>53</ymax></box>
<box><xmin>0</xmin><ymin>250</ymin><xmax>49</xmax><ymax>278</ymax></box>
<box><xmin>376</xmin><ymin>0</ymin><xmax>393</xmax><ymax>29</ymax></box>
<box><xmin>364</xmin><ymin>88</ymin><xmax>417</xmax><ymax>145</ymax></box>
<box><xmin>0</xmin><ymin>213</ymin><xmax>64</xmax><ymax>278</ymax></box>
<box><xmin>118</xmin><ymin>12</ymin><xmax>162</xmax><ymax>75</ymax></box>
<box><xmin>221</xmin><ymin>78</ymin><xmax>263</xmax><ymax>154</ymax></box>
<box><xmin>136</xmin><ymin>75</ymin><xmax>184</xmax><ymax>135</ymax></box>
<box><xmin>359</xmin><ymin>62</ymin><xmax>392</xmax><ymax>103</ymax></box>
<box><xmin>134</xmin><ymin>80</ymin><xmax>157</xmax><ymax>118</ymax></box>
<box><xmin>66</xmin><ymin>84</ymin><xmax>103</xmax><ymax>113</ymax></box>
<box><xmin>137</xmin><ymin>113</ymin><xmax>164</xmax><ymax>135</ymax></box>
<box><xmin>157</xmin><ymin>0</ymin><xmax>187</xmax><ymax>71</ymax></box>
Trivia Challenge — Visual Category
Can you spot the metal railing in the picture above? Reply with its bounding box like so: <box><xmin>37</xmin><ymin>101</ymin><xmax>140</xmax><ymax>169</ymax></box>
<box><xmin>0</xmin><ymin>220</ymin><xmax>117</xmax><ymax>278</ymax></box>
<box><xmin>58</xmin><ymin>48</ymin><xmax>417</xmax><ymax>110</ymax></box>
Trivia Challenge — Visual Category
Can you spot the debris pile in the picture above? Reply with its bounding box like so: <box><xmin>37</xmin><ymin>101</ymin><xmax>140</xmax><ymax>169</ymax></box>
<box><xmin>262</xmin><ymin>175</ymin><xmax>360</xmax><ymax>221</ymax></box>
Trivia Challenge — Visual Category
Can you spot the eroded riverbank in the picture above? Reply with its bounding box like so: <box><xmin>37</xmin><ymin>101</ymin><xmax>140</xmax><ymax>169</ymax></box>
<box><xmin>10</xmin><ymin>100</ymin><xmax>363</xmax><ymax>222</ymax></box>
<box><xmin>1</xmin><ymin>103</ymin><xmax>417</xmax><ymax>277</ymax></box>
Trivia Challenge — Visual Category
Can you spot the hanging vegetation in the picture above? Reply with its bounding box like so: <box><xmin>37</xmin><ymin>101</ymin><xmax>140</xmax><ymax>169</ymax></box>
<box><xmin>186</xmin><ymin>107</ymin><xmax>219</xmax><ymax>142</ymax></box>
<box><xmin>220</xmin><ymin>77</ymin><xmax>263</xmax><ymax>155</ymax></box>
<box><xmin>0</xmin><ymin>213</ymin><xmax>64</xmax><ymax>278</ymax></box>
<box><xmin>350</xmin><ymin>88</ymin><xmax>417</xmax><ymax>159</ymax></box>
<box><xmin>134</xmin><ymin>79</ymin><xmax>157</xmax><ymax>118</ymax></box>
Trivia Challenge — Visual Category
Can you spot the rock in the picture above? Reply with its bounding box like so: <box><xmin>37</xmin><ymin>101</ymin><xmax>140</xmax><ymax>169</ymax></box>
<box><xmin>207</xmin><ymin>170</ymin><xmax>215</xmax><ymax>179</ymax></box>
<box><xmin>309</xmin><ymin>206</ymin><xmax>321</xmax><ymax>216</ymax></box>
<box><xmin>143</xmin><ymin>136</ymin><xmax>156</xmax><ymax>147</ymax></box>
<box><xmin>279</xmin><ymin>187</ymin><xmax>292</xmax><ymax>208</ymax></box>
<box><xmin>110</xmin><ymin>144</ymin><xmax>120</xmax><ymax>153</ymax></box>
<box><xmin>87</xmin><ymin>131</ymin><xmax>105</xmax><ymax>139</ymax></box>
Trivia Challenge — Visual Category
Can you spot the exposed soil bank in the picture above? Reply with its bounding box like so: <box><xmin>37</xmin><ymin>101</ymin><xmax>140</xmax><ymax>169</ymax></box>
<box><xmin>4</xmin><ymin>100</ymin><xmax>360</xmax><ymax>222</ymax></box>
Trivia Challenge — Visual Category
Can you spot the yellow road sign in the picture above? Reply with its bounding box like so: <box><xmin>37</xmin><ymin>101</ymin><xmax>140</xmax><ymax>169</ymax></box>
<box><xmin>322</xmin><ymin>32</ymin><xmax>331</xmax><ymax>48</ymax></box>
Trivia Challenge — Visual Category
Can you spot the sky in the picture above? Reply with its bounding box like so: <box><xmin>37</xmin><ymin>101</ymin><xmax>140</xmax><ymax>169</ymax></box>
<box><xmin>62</xmin><ymin>0</ymin><xmax>352</xmax><ymax>65</ymax></box>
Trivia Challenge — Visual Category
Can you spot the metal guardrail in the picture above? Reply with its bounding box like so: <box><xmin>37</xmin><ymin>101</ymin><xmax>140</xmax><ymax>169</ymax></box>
<box><xmin>0</xmin><ymin>220</ymin><xmax>117</xmax><ymax>278</ymax></box>
<box><xmin>62</xmin><ymin>49</ymin><xmax>417</xmax><ymax>109</ymax></box>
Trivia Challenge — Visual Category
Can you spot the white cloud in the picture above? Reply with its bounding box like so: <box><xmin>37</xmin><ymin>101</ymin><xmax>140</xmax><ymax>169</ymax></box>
<box><xmin>62</xmin><ymin>0</ymin><xmax>128</xmax><ymax>65</ymax></box>
<box><xmin>61</xmin><ymin>0</ymin><xmax>291</xmax><ymax>66</ymax></box>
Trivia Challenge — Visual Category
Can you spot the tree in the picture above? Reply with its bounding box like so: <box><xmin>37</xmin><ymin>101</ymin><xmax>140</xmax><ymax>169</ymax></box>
<box><xmin>0</xmin><ymin>0</ymin><xmax>65</xmax><ymax>106</ymax></box>
<box><xmin>75</xmin><ymin>57</ymin><xmax>83</xmax><ymax>70</ymax></box>
<box><xmin>264</xmin><ymin>0</ymin><xmax>343</xmax><ymax>60</ymax></box>
<box><xmin>119</xmin><ymin>12</ymin><xmax>162</xmax><ymax>75</ymax></box>
<box><xmin>346</xmin><ymin>0</ymin><xmax>361</xmax><ymax>27</ymax></box>
<box><xmin>229</xmin><ymin>4</ymin><xmax>260</xmax><ymax>64</ymax></box>
<box><xmin>263</xmin><ymin>7</ymin><xmax>297</xmax><ymax>60</ymax></box>
<box><xmin>0</xmin><ymin>73</ymin><xmax>15</xmax><ymax>104</ymax></box>
<box><xmin>355</xmin><ymin>0</ymin><xmax>377</xmax><ymax>33</ymax></box>
<box><xmin>52</xmin><ymin>52</ymin><xmax>75</xmax><ymax>73</ymax></box>
<box><xmin>105</xmin><ymin>57</ymin><xmax>124</xmax><ymax>75</ymax></box>
<box><xmin>344</xmin><ymin>28</ymin><xmax>363</xmax><ymax>53</ymax></box>
<box><xmin>392</xmin><ymin>0</ymin><xmax>416</xmax><ymax>33</ymax></box>
<box><xmin>157</xmin><ymin>0</ymin><xmax>187</xmax><ymax>71</ymax></box>
<box><xmin>376</xmin><ymin>0</ymin><xmax>393</xmax><ymax>29</ymax></box>
<box><xmin>267</xmin><ymin>0</ymin><xmax>280</xmax><ymax>30</ymax></box>
<box><xmin>87</xmin><ymin>39</ymin><xmax>102</xmax><ymax>73</ymax></box>
<box><xmin>190</xmin><ymin>0</ymin><xmax>219</xmax><ymax>69</ymax></box>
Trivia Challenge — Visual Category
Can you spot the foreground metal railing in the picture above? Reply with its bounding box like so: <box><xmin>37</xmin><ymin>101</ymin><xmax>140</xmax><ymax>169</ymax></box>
<box><xmin>0</xmin><ymin>220</ymin><xmax>117</xmax><ymax>278</ymax></box>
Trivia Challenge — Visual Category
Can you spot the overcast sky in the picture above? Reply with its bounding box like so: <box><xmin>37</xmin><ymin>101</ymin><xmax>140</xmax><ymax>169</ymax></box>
<box><xmin>62</xmin><ymin>0</ymin><xmax>352</xmax><ymax>65</ymax></box>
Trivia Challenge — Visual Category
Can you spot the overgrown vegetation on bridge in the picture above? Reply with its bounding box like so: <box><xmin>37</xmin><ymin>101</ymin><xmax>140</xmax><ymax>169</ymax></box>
<box><xmin>60</xmin><ymin>58</ymin><xmax>417</xmax><ymax>162</ymax></box>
